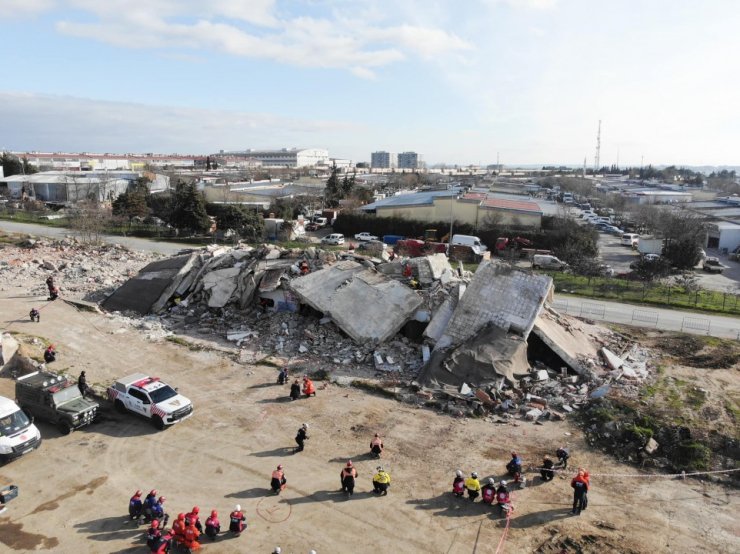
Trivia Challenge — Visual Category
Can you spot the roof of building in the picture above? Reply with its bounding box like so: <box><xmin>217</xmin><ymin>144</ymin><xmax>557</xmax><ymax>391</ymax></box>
<box><xmin>361</xmin><ymin>190</ymin><xmax>456</xmax><ymax>210</ymax></box>
<box><xmin>709</xmin><ymin>221</ymin><xmax>740</xmax><ymax>231</ymax></box>
<box><xmin>481</xmin><ymin>197</ymin><xmax>543</xmax><ymax>214</ymax></box>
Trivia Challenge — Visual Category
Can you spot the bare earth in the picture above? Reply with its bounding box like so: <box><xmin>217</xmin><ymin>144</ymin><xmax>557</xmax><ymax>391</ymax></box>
<box><xmin>0</xmin><ymin>286</ymin><xmax>738</xmax><ymax>554</ymax></box>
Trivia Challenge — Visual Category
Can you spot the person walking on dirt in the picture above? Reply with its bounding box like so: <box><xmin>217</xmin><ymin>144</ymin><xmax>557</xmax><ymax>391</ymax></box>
<box><xmin>29</xmin><ymin>308</ymin><xmax>40</xmax><ymax>322</ymax></box>
<box><xmin>271</xmin><ymin>465</ymin><xmax>287</xmax><ymax>494</ymax></box>
<box><xmin>372</xmin><ymin>466</ymin><xmax>391</xmax><ymax>495</ymax></box>
<box><xmin>290</xmin><ymin>379</ymin><xmax>301</xmax><ymax>401</ymax></box>
<box><xmin>556</xmin><ymin>447</ymin><xmax>570</xmax><ymax>470</ymax></box>
<box><xmin>229</xmin><ymin>505</ymin><xmax>246</xmax><ymax>535</ymax></box>
<box><xmin>464</xmin><ymin>472</ymin><xmax>481</xmax><ymax>502</ymax></box>
<box><xmin>302</xmin><ymin>376</ymin><xmax>316</xmax><ymax>397</ymax></box>
<box><xmin>370</xmin><ymin>433</ymin><xmax>384</xmax><ymax>458</ymax></box>
<box><xmin>295</xmin><ymin>423</ymin><xmax>309</xmax><ymax>452</ymax></box>
<box><xmin>452</xmin><ymin>470</ymin><xmax>465</xmax><ymax>497</ymax></box>
<box><xmin>340</xmin><ymin>460</ymin><xmax>358</xmax><ymax>496</ymax></box>
<box><xmin>571</xmin><ymin>468</ymin><xmax>590</xmax><ymax>515</ymax></box>
<box><xmin>540</xmin><ymin>455</ymin><xmax>555</xmax><ymax>481</ymax></box>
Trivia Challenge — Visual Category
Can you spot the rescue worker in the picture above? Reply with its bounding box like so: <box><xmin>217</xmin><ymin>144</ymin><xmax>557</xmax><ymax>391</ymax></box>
<box><xmin>452</xmin><ymin>470</ymin><xmax>465</xmax><ymax>497</ymax></box>
<box><xmin>299</xmin><ymin>260</ymin><xmax>310</xmax><ymax>275</ymax></box>
<box><xmin>43</xmin><ymin>344</ymin><xmax>56</xmax><ymax>364</ymax></box>
<box><xmin>271</xmin><ymin>465</ymin><xmax>286</xmax><ymax>494</ymax></box>
<box><xmin>128</xmin><ymin>489</ymin><xmax>143</xmax><ymax>521</ymax></box>
<box><xmin>29</xmin><ymin>308</ymin><xmax>40</xmax><ymax>322</ymax></box>
<box><xmin>277</xmin><ymin>367</ymin><xmax>289</xmax><ymax>385</ymax></box>
<box><xmin>370</xmin><ymin>433</ymin><xmax>384</xmax><ymax>458</ymax></box>
<box><xmin>556</xmin><ymin>447</ymin><xmax>570</xmax><ymax>470</ymax></box>
<box><xmin>496</xmin><ymin>481</ymin><xmax>512</xmax><ymax>516</ymax></box>
<box><xmin>340</xmin><ymin>460</ymin><xmax>358</xmax><ymax>496</ymax></box>
<box><xmin>152</xmin><ymin>529</ymin><xmax>173</xmax><ymax>554</ymax></box>
<box><xmin>481</xmin><ymin>478</ymin><xmax>496</xmax><ymax>505</ymax></box>
<box><xmin>143</xmin><ymin>490</ymin><xmax>158</xmax><ymax>523</ymax></box>
<box><xmin>272</xmin><ymin>548</ymin><xmax>282</xmax><ymax>554</ymax></box>
<box><xmin>48</xmin><ymin>286</ymin><xmax>59</xmax><ymax>301</ymax></box>
<box><xmin>464</xmin><ymin>472</ymin><xmax>481</xmax><ymax>502</ymax></box>
<box><xmin>229</xmin><ymin>504</ymin><xmax>246</xmax><ymax>535</ymax></box>
<box><xmin>290</xmin><ymin>379</ymin><xmax>301</xmax><ymax>401</ymax></box>
<box><xmin>302</xmin><ymin>376</ymin><xmax>316</xmax><ymax>397</ymax></box>
<box><xmin>295</xmin><ymin>423</ymin><xmax>309</xmax><ymax>452</ymax></box>
<box><xmin>372</xmin><ymin>466</ymin><xmax>391</xmax><ymax>495</ymax></box>
<box><xmin>146</xmin><ymin>519</ymin><xmax>162</xmax><ymax>550</ymax></box>
<box><xmin>182</xmin><ymin>517</ymin><xmax>201</xmax><ymax>551</ymax></box>
<box><xmin>540</xmin><ymin>455</ymin><xmax>555</xmax><ymax>481</ymax></box>
<box><xmin>506</xmin><ymin>451</ymin><xmax>522</xmax><ymax>478</ymax></box>
<box><xmin>152</xmin><ymin>496</ymin><xmax>166</xmax><ymax>524</ymax></box>
<box><xmin>172</xmin><ymin>513</ymin><xmax>186</xmax><ymax>543</ymax></box>
<box><xmin>186</xmin><ymin>506</ymin><xmax>202</xmax><ymax>533</ymax></box>
<box><xmin>78</xmin><ymin>371</ymin><xmax>89</xmax><ymax>398</ymax></box>
<box><xmin>46</xmin><ymin>275</ymin><xmax>55</xmax><ymax>294</ymax></box>
<box><xmin>204</xmin><ymin>509</ymin><xmax>220</xmax><ymax>541</ymax></box>
<box><xmin>570</xmin><ymin>468</ymin><xmax>590</xmax><ymax>515</ymax></box>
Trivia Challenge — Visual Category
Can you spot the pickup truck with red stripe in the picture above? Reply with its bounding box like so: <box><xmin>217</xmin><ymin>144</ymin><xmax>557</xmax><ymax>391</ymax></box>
<box><xmin>107</xmin><ymin>373</ymin><xmax>193</xmax><ymax>430</ymax></box>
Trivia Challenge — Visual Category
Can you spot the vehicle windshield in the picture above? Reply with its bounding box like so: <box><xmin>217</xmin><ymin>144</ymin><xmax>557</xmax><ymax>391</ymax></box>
<box><xmin>0</xmin><ymin>409</ymin><xmax>31</xmax><ymax>437</ymax></box>
<box><xmin>149</xmin><ymin>385</ymin><xmax>178</xmax><ymax>404</ymax></box>
<box><xmin>53</xmin><ymin>386</ymin><xmax>82</xmax><ymax>405</ymax></box>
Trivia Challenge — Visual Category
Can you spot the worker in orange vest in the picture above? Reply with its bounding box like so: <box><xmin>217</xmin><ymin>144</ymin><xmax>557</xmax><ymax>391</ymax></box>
<box><xmin>183</xmin><ymin>517</ymin><xmax>201</xmax><ymax>550</ymax></box>
<box><xmin>271</xmin><ymin>464</ymin><xmax>287</xmax><ymax>494</ymax></box>
<box><xmin>302</xmin><ymin>376</ymin><xmax>316</xmax><ymax>397</ymax></box>
<box><xmin>340</xmin><ymin>460</ymin><xmax>358</xmax><ymax>496</ymax></box>
<box><xmin>370</xmin><ymin>433</ymin><xmax>384</xmax><ymax>458</ymax></box>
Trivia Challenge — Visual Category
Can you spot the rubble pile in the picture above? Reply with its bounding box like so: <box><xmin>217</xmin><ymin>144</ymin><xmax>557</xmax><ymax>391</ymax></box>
<box><xmin>0</xmin><ymin>236</ymin><xmax>161</xmax><ymax>302</ymax></box>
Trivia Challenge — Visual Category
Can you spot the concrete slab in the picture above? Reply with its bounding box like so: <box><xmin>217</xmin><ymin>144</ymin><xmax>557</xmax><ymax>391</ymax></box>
<box><xmin>0</xmin><ymin>332</ymin><xmax>20</xmax><ymax>370</ymax></box>
<box><xmin>202</xmin><ymin>266</ymin><xmax>241</xmax><ymax>308</ymax></box>
<box><xmin>532</xmin><ymin>307</ymin><xmax>601</xmax><ymax>376</ymax></box>
<box><xmin>290</xmin><ymin>260</ymin><xmax>423</xmax><ymax>343</ymax></box>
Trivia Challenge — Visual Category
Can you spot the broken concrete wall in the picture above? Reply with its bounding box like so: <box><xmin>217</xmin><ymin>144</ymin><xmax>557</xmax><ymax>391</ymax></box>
<box><xmin>437</xmin><ymin>261</ymin><xmax>552</xmax><ymax>348</ymax></box>
<box><xmin>290</xmin><ymin>260</ymin><xmax>423</xmax><ymax>344</ymax></box>
<box><xmin>0</xmin><ymin>332</ymin><xmax>20</xmax><ymax>371</ymax></box>
<box><xmin>531</xmin><ymin>307</ymin><xmax>601</xmax><ymax>376</ymax></box>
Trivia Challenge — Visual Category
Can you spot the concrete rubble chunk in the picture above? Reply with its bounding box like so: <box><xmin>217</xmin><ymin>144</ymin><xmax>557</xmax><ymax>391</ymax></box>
<box><xmin>535</xmin><ymin>369</ymin><xmax>549</xmax><ymax>381</ymax></box>
<box><xmin>202</xmin><ymin>267</ymin><xmax>241</xmax><ymax>308</ymax></box>
<box><xmin>526</xmin><ymin>408</ymin><xmax>543</xmax><ymax>420</ymax></box>
<box><xmin>644</xmin><ymin>437</ymin><xmax>659</xmax><ymax>454</ymax></box>
<box><xmin>601</xmin><ymin>347</ymin><xmax>624</xmax><ymax>370</ymax></box>
<box><xmin>459</xmin><ymin>382</ymin><xmax>472</xmax><ymax>395</ymax></box>
<box><xmin>0</xmin><ymin>332</ymin><xmax>20</xmax><ymax>370</ymax></box>
<box><xmin>532</xmin><ymin>307</ymin><xmax>601</xmax><ymax>376</ymax></box>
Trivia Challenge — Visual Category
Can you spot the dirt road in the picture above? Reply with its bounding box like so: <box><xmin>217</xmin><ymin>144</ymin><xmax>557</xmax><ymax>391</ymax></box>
<box><xmin>0</xmin><ymin>286</ymin><xmax>738</xmax><ymax>553</ymax></box>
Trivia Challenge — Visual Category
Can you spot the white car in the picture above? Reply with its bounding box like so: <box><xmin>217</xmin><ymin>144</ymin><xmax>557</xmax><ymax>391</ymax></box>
<box><xmin>321</xmin><ymin>233</ymin><xmax>345</xmax><ymax>245</ymax></box>
<box><xmin>108</xmin><ymin>374</ymin><xmax>193</xmax><ymax>430</ymax></box>
<box><xmin>354</xmin><ymin>232</ymin><xmax>379</xmax><ymax>242</ymax></box>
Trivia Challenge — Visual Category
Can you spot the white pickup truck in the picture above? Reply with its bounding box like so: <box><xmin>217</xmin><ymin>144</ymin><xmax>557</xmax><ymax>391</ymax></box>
<box><xmin>107</xmin><ymin>373</ymin><xmax>193</xmax><ymax>430</ymax></box>
<box><xmin>354</xmin><ymin>232</ymin><xmax>379</xmax><ymax>242</ymax></box>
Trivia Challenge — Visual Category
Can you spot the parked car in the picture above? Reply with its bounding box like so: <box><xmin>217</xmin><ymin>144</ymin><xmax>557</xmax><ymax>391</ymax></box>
<box><xmin>321</xmin><ymin>233</ymin><xmax>345</xmax><ymax>245</ymax></box>
<box><xmin>621</xmin><ymin>233</ymin><xmax>639</xmax><ymax>247</ymax></box>
<box><xmin>532</xmin><ymin>254</ymin><xmax>568</xmax><ymax>270</ymax></box>
<box><xmin>354</xmin><ymin>232</ymin><xmax>379</xmax><ymax>242</ymax></box>
<box><xmin>599</xmin><ymin>264</ymin><xmax>615</xmax><ymax>277</ymax></box>
<box><xmin>604</xmin><ymin>225</ymin><xmax>623</xmax><ymax>235</ymax></box>
<box><xmin>702</xmin><ymin>257</ymin><xmax>726</xmax><ymax>273</ymax></box>
<box><xmin>629</xmin><ymin>253</ymin><xmax>661</xmax><ymax>269</ymax></box>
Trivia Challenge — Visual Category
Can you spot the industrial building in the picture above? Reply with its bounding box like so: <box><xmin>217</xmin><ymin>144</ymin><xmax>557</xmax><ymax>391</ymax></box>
<box><xmin>1</xmin><ymin>171</ymin><xmax>135</xmax><ymax>204</ymax></box>
<box><xmin>217</xmin><ymin>148</ymin><xmax>330</xmax><ymax>168</ymax></box>
<box><xmin>13</xmin><ymin>152</ymin><xmax>204</xmax><ymax>171</ymax></box>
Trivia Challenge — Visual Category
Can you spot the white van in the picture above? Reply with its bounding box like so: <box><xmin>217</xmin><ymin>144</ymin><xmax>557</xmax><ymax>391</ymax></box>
<box><xmin>621</xmin><ymin>233</ymin><xmax>639</xmax><ymax>247</ymax></box>
<box><xmin>532</xmin><ymin>254</ymin><xmax>568</xmax><ymax>270</ymax></box>
<box><xmin>451</xmin><ymin>235</ymin><xmax>488</xmax><ymax>255</ymax></box>
<box><xmin>0</xmin><ymin>395</ymin><xmax>42</xmax><ymax>463</ymax></box>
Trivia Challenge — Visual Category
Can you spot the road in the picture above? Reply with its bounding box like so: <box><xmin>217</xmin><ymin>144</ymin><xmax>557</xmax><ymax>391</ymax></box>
<box><xmin>553</xmin><ymin>294</ymin><xmax>740</xmax><ymax>339</ymax></box>
<box><xmin>0</xmin><ymin>219</ymin><xmax>194</xmax><ymax>255</ymax></box>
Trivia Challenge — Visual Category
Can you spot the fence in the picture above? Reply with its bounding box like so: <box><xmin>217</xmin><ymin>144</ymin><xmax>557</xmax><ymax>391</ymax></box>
<box><xmin>681</xmin><ymin>317</ymin><xmax>710</xmax><ymax>334</ymax></box>
<box><xmin>632</xmin><ymin>309</ymin><xmax>659</xmax><ymax>326</ymax></box>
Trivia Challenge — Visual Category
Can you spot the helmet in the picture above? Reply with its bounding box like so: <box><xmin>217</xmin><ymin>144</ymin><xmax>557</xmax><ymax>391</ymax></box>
<box><xmin>177</xmin><ymin>513</ymin><xmax>185</xmax><ymax>521</ymax></box>
<box><xmin>152</xmin><ymin>519</ymin><xmax>159</xmax><ymax>527</ymax></box>
<box><xmin>488</xmin><ymin>478</ymin><xmax>495</xmax><ymax>485</ymax></box>
<box><xmin>377</xmin><ymin>466</ymin><xmax>383</xmax><ymax>472</ymax></box>
<box><xmin>302</xmin><ymin>423</ymin><xmax>308</xmax><ymax>429</ymax></box>
<box><xmin>310</xmin><ymin>551</ymin><xmax>317</xmax><ymax>554</ymax></box>
<box><xmin>192</xmin><ymin>506</ymin><xmax>199</xmax><ymax>514</ymax></box>
<box><xmin>158</xmin><ymin>496</ymin><xmax>165</xmax><ymax>503</ymax></box>
<box><xmin>346</xmin><ymin>460</ymin><xmax>353</xmax><ymax>467</ymax></box>
<box><xmin>374</xmin><ymin>433</ymin><xmax>379</xmax><ymax>437</ymax></box>
<box><xmin>501</xmin><ymin>480</ymin><xmax>508</xmax><ymax>487</ymax></box>
<box><xmin>235</xmin><ymin>504</ymin><xmax>241</xmax><ymax>511</ymax></box>
<box><xmin>210</xmin><ymin>510</ymin><xmax>218</xmax><ymax>518</ymax></box>
<box><xmin>273</xmin><ymin>549</ymin><xmax>282</xmax><ymax>554</ymax></box>
<box><xmin>149</xmin><ymin>489</ymin><xmax>157</xmax><ymax>496</ymax></box>
<box><xmin>134</xmin><ymin>490</ymin><xmax>142</xmax><ymax>497</ymax></box>
<box><xmin>455</xmin><ymin>470</ymin><xmax>463</xmax><ymax>477</ymax></box>
<box><xmin>471</xmin><ymin>472</ymin><xmax>478</xmax><ymax>478</ymax></box>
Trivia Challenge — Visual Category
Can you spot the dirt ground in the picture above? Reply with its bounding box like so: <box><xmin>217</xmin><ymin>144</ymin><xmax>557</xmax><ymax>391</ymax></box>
<box><xmin>0</xmin><ymin>286</ymin><xmax>738</xmax><ymax>553</ymax></box>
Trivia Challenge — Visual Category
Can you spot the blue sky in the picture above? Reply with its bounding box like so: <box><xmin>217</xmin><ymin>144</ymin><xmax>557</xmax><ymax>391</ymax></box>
<box><xmin>1</xmin><ymin>0</ymin><xmax>738</xmax><ymax>166</ymax></box>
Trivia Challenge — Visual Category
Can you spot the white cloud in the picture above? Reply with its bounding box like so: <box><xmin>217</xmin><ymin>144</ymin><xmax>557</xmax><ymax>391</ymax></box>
<box><xmin>0</xmin><ymin>91</ymin><xmax>359</xmax><ymax>153</ymax></box>
<box><xmin>0</xmin><ymin>0</ymin><xmax>56</xmax><ymax>16</ymax></box>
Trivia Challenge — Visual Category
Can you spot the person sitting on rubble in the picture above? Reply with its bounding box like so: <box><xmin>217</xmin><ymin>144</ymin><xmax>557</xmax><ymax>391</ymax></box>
<box><xmin>556</xmin><ymin>447</ymin><xmax>570</xmax><ymax>470</ymax></box>
<box><xmin>43</xmin><ymin>345</ymin><xmax>56</xmax><ymax>364</ymax></box>
<box><xmin>302</xmin><ymin>376</ymin><xmax>316</xmax><ymax>397</ymax></box>
<box><xmin>299</xmin><ymin>260</ymin><xmax>310</xmax><ymax>275</ymax></box>
<box><xmin>506</xmin><ymin>451</ymin><xmax>522</xmax><ymax>478</ymax></box>
<box><xmin>540</xmin><ymin>455</ymin><xmax>555</xmax><ymax>481</ymax></box>
<box><xmin>370</xmin><ymin>433</ymin><xmax>384</xmax><ymax>458</ymax></box>
<box><xmin>481</xmin><ymin>478</ymin><xmax>496</xmax><ymax>504</ymax></box>
<box><xmin>29</xmin><ymin>308</ymin><xmax>40</xmax><ymax>322</ymax></box>
<box><xmin>48</xmin><ymin>286</ymin><xmax>60</xmax><ymax>301</ymax></box>
<box><xmin>277</xmin><ymin>367</ymin><xmax>289</xmax><ymax>385</ymax></box>
<box><xmin>290</xmin><ymin>379</ymin><xmax>301</xmax><ymax>401</ymax></box>
<box><xmin>452</xmin><ymin>470</ymin><xmax>465</xmax><ymax>497</ymax></box>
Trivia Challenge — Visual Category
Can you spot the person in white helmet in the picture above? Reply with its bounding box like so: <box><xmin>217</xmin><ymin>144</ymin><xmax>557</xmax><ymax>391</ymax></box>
<box><xmin>272</xmin><ymin>548</ymin><xmax>282</xmax><ymax>554</ymax></box>
<box><xmin>464</xmin><ymin>472</ymin><xmax>481</xmax><ymax>502</ymax></box>
<box><xmin>452</xmin><ymin>470</ymin><xmax>465</xmax><ymax>497</ymax></box>
<box><xmin>229</xmin><ymin>504</ymin><xmax>246</xmax><ymax>535</ymax></box>
<box><xmin>295</xmin><ymin>423</ymin><xmax>309</xmax><ymax>452</ymax></box>
<box><xmin>482</xmin><ymin>477</ymin><xmax>496</xmax><ymax>504</ymax></box>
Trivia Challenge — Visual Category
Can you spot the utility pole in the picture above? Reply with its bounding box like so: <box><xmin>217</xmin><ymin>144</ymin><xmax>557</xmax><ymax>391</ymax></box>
<box><xmin>594</xmin><ymin>120</ymin><xmax>601</xmax><ymax>173</ymax></box>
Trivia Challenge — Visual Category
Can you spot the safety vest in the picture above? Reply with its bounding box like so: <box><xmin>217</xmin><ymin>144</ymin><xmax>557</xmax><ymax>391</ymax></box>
<box><xmin>453</xmin><ymin>478</ymin><xmax>465</xmax><ymax>493</ymax></box>
<box><xmin>342</xmin><ymin>468</ymin><xmax>357</xmax><ymax>479</ymax></box>
<box><xmin>464</xmin><ymin>477</ymin><xmax>481</xmax><ymax>492</ymax></box>
<box><xmin>373</xmin><ymin>471</ymin><xmax>390</xmax><ymax>484</ymax></box>
<box><xmin>496</xmin><ymin>491</ymin><xmax>510</xmax><ymax>503</ymax></box>
<box><xmin>482</xmin><ymin>486</ymin><xmax>495</xmax><ymax>502</ymax></box>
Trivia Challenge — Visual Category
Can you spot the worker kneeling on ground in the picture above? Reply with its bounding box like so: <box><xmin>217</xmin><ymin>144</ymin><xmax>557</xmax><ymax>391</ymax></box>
<box><xmin>372</xmin><ymin>466</ymin><xmax>391</xmax><ymax>495</ymax></box>
<box><xmin>302</xmin><ymin>376</ymin><xmax>316</xmax><ymax>397</ymax></box>
<box><xmin>452</xmin><ymin>470</ymin><xmax>465</xmax><ymax>497</ymax></box>
<box><xmin>465</xmin><ymin>472</ymin><xmax>481</xmax><ymax>502</ymax></box>
<box><xmin>496</xmin><ymin>481</ymin><xmax>512</xmax><ymax>517</ymax></box>
<box><xmin>340</xmin><ymin>460</ymin><xmax>358</xmax><ymax>496</ymax></box>
<box><xmin>229</xmin><ymin>504</ymin><xmax>247</xmax><ymax>536</ymax></box>
<box><xmin>271</xmin><ymin>465</ymin><xmax>287</xmax><ymax>494</ymax></box>
<box><xmin>205</xmin><ymin>510</ymin><xmax>220</xmax><ymax>541</ymax></box>
<box><xmin>370</xmin><ymin>433</ymin><xmax>384</xmax><ymax>458</ymax></box>
<box><xmin>481</xmin><ymin>478</ymin><xmax>496</xmax><ymax>504</ymax></box>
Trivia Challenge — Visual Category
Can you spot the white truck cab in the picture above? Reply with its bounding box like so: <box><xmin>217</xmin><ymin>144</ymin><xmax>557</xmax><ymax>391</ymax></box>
<box><xmin>108</xmin><ymin>373</ymin><xmax>193</xmax><ymax>430</ymax></box>
<box><xmin>0</xmin><ymin>396</ymin><xmax>42</xmax><ymax>463</ymax></box>
<box><xmin>451</xmin><ymin>234</ymin><xmax>488</xmax><ymax>255</ymax></box>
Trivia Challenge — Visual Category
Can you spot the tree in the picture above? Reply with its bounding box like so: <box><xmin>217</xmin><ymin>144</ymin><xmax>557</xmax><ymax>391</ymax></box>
<box><xmin>211</xmin><ymin>204</ymin><xmax>264</xmax><ymax>241</ymax></box>
<box><xmin>324</xmin><ymin>163</ymin><xmax>341</xmax><ymax>208</ymax></box>
<box><xmin>672</xmin><ymin>272</ymin><xmax>700</xmax><ymax>295</ymax></box>
<box><xmin>69</xmin><ymin>200</ymin><xmax>109</xmax><ymax>244</ymax></box>
<box><xmin>570</xmin><ymin>256</ymin><xmax>604</xmax><ymax>285</ymax></box>
<box><xmin>1</xmin><ymin>153</ymin><xmax>37</xmax><ymax>177</ymax></box>
<box><xmin>112</xmin><ymin>178</ymin><xmax>150</xmax><ymax>226</ymax></box>
<box><xmin>170</xmin><ymin>181</ymin><xmax>210</xmax><ymax>234</ymax></box>
<box><xmin>632</xmin><ymin>257</ymin><xmax>671</xmax><ymax>284</ymax></box>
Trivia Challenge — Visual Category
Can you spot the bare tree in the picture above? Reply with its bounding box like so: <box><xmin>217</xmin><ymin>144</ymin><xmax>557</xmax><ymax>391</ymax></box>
<box><xmin>69</xmin><ymin>200</ymin><xmax>109</xmax><ymax>245</ymax></box>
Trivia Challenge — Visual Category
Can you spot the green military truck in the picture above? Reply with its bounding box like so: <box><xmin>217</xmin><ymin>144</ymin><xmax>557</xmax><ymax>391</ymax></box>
<box><xmin>15</xmin><ymin>371</ymin><xmax>99</xmax><ymax>435</ymax></box>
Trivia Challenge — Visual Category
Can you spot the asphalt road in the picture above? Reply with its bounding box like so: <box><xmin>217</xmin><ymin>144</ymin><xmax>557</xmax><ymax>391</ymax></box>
<box><xmin>553</xmin><ymin>294</ymin><xmax>740</xmax><ymax>339</ymax></box>
<box><xmin>0</xmin><ymin>219</ymin><xmax>195</xmax><ymax>255</ymax></box>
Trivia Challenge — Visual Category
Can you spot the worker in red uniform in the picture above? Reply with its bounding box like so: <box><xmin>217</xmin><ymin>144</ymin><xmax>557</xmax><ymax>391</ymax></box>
<box><xmin>43</xmin><ymin>344</ymin><xmax>56</xmax><ymax>364</ymax></box>
<box><xmin>145</xmin><ymin>519</ymin><xmax>162</xmax><ymax>550</ymax></box>
<box><xmin>302</xmin><ymin>376</ymin><xmax>316</xmax><ymax>397</ymax></box>
<box><xmin>186</xmin><ymin>506</ymin><xmax>202</xmax><ymax>532</ymax></box>
<box><xmin>452</xmin><ymin>470</ymin><xmax>465</xmax><ymax>497</ymax></box>
<box><xmin>128</xmin><ymin>489</ymin><xmax>143</xmax><ymax>521</ymax></box>
<box><xmin>340</xmin><ymin>460</ymin><xmax>358</xmax><ymax>496</ymax></box>
<box><xmin>271</xmin><ymin>464</ymin><xmax>286</xmax><ymax>494</ymax></box>
<box><xmin>571</xmin><ymin>468</ymin><xmax>590</xmax><ymax>515</ymax></box>
<box><xmin>370</xmin><ymin>433</ymin><xmax>384</xmax><ymax>458</ymax></box>
<box><xmin>204</xmin><ymin>509</ymin><xmax>220</xmax><ymax>541</ymax></box>
<box><xmin>172</xmin><ymin>512</ymin><xmax>186</xmax><ymax>541</ymax></box>
<box><xmin>183</xmin><ymin>518</ymin><xmax>201</xmax><ymax>551</ymax></box>
<box><xmin>229</xmin><ymin>504</ymin><xmax>246</xmax><ymax>535</ymax></box>
<box><xmin>481</xmin><ymin>478</ymin><xmax>496</xmax><ymax>504</ymax></box>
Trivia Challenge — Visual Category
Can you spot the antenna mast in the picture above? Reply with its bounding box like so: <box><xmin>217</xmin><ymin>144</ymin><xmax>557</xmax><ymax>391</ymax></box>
<box><xmin>594</xmin><ymin>120</ymin><xmax>601</xmax><ymax>173</ymax></box>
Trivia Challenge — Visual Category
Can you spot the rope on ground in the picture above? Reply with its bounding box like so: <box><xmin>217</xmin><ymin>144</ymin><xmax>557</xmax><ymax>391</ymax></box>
<box><xmin>530</xmin><ymin>467</ymin><xmax>740</xmax><ymax>479</ymax></box>
<box><xmin>494</xmin><ymin>492</ymin><xmax>513</xmax><ymax>554</ymax></box>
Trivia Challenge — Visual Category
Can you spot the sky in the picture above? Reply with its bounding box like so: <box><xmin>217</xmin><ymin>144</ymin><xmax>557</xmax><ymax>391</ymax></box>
<box><xmin>1</xmin><ymin>0</ymin><xmax>739</xmax><ymax>166</ymax></box>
